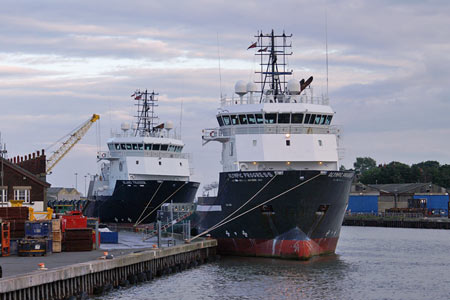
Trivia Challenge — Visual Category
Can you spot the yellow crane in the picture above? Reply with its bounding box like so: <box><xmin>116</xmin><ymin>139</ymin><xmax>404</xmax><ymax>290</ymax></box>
<box><xmin>46</xmin><ymin>114</ymin><xmax>100</xmax><ymax>174</ymax></box>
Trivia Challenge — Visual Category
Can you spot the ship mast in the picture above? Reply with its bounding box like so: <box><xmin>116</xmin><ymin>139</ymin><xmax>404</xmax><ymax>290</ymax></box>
<box><xmin>134</xmin><ymin>90</ymin><xmax>159</xmax><ymax>137</ymax></box>
<box><xmin>255</xmin><ymin>30</ymin><xmax>293</xmax><ymax>103</ymax></box>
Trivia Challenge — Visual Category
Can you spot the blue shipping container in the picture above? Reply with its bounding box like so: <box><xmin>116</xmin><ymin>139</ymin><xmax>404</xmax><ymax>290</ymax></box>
<box><xmin>100</xmin><ymin>231</ymin><xmax>119</xmax><ymax>244</ymax></box>
<box><xmin>414</xmin><ymin>194</ymin><xmax>449</xmax><ymax>215</ymax></box>
<box><xmin>25</xmin><ymin>221</ymin><xmax>52</xmax><ymax>238</ymax></box>
<box><xmin>348</xmin><ymin>195</ymin><xmax>379</xmax><ymax>213</ymax></box>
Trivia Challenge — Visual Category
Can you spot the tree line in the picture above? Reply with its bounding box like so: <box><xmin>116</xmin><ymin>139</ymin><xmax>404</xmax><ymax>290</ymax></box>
<box><xmin>344</xmin><ymin>157</ymin><xmax>450</xmax><ymax>188</ymax></box>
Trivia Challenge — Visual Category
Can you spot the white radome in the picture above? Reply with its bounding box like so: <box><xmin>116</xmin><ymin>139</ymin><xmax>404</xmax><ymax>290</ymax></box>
<box><xmin>235</xmin><ymin>80</ymin><xmax>248</xmax><ymax>96</ymax></box>
<box><xmin>287</xmin><ymin>79</ymin><xmax>301</xmax><ymax>95</ymax></box>
<box><xmin>121</xmin><ymin>122</ymin><xmax>131</xmax><ymax>131</ymax></box>
<box><xmin>246</xmin><ymin>82</ymin><xmax>258</xmax><ymax>93</ymax></box>
<box><xmin>165</xmin><ymin>121</ymin><xmax>174</xmax><ymax>130</ymax></box>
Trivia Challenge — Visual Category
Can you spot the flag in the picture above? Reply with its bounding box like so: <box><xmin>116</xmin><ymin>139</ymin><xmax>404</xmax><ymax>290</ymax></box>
<box><xmin>135</xmin><ymin>95</ymin><xmax>142</xmax><ymax>100</ymax></box>
<box><xmin>247</xmin><ymin>42</ymin><xmax>257</xmax><ymax>50</ymax></box>
<box><xmin>131</xmin><ymin>93</ymin><xmax>136</xmax><ymax>97</ymax></box>
<box><xmin>258</xmin><ymin>47</ymin><xmax>268</xmax><ymax>52</ymax></box>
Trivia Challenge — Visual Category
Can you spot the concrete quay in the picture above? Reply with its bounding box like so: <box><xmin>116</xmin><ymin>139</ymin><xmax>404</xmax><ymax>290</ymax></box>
<box><xmin>0</xmin><ymin>239</ymin><xmax>217</xmax><ymax>300</ymax></box>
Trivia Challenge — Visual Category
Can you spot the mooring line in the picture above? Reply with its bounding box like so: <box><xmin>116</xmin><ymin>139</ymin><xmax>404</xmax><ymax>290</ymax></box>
<box><xmin>189</xmin><ymin>173</ymin><xmax>323</xmax><ymax>242</ymax></box>
<box><xmin>134</xmin><ymin>182</ymin><xmax>163</xmax><ymax>227</ymax></box>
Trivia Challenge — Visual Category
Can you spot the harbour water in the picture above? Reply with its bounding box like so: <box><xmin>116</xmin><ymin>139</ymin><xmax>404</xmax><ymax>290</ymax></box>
<box><xmin>98</xmin><ymin>226</ymin><xmax>450</xmax><ymax>300</ymax></box>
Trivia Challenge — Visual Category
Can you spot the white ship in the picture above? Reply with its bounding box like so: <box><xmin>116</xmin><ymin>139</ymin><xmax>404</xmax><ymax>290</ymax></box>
<box><xmin>86</xmin><ymin>90</ymin><xmax>199</xmax><ymax>224</ymax></box>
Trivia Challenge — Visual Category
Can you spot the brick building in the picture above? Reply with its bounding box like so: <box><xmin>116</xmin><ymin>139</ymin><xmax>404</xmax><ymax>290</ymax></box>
<box><xmin>0</xmin><ymin>150</ymin><xmax>50</xmax><ymax>211</ymax></box>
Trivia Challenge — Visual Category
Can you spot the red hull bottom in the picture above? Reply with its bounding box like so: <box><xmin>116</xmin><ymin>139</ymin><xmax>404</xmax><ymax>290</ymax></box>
<box><xmin>216</xmin><ymin>237</ymin><xmax>339</xmax><ymax>260</ymax></box>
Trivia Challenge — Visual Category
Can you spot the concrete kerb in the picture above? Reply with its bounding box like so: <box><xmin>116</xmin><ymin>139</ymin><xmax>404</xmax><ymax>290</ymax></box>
<box><xmin>0</xmin><ymin>239</ymin><xmax>217</xmax><ymax>293</ymax></box>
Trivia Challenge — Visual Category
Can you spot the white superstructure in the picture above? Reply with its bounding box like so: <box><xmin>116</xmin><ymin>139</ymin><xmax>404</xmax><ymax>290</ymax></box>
<box><xmin>90</xmin><ymin>90</ymin><xmax>192</xmax><ymax>197</ymax></box>
<box><xmin>202</xmin><ymin>31</ymin><xmax>342</xmax><ymax>173</ymax></box>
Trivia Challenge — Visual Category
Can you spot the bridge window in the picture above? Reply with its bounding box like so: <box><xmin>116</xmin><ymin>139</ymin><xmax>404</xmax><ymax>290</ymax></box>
<box><xmin>222</xmin><ymin>115</ymin><xmax>231</xmax><ymax>126</ymax></box>
<box><xmin>230</xmin><ymin>115</ymin><xmax>239</xmax><ymax>125</ymax></box>
<box><xmin>291</xmin><ymin>113</ymin><xmax>304</xmax><ymax>124</ymax></box>
<box><xmin>115</xmin><ymin>144</ymin><xmax>121</xmax><ymax>150</ymax></box>
<box><xmin>144</xmin><ymin>144</ymin><xmax>152</xmax><ymax>150</ymax></box>
<box><xmin>238</xmin><ymin>114</ymin><xmax>248</xmax><ymax>124</ymax></box>
<box><xmin>309</xmin><ymin>114</ymin><xmax>316</xmax><ymax>124</ymax></box>
<box><xmin>161</xmin><ymin>144</ymin><xmax>168</xmax><ymax>151</ymax></box>
<box><xmin>325</xmin><ymin>115</ymin><xmax>333</xmax><ymax>125</ymax></box>
<box><xmin>264</xmin><ymin>113</ymin><xmax>277</xmax><ymax>124</ymax></box>
<box><xmin>138</xmin><ymin>144</ymin><xmax>143</xmax><ymax>150</ymax></box>
<box><xmin>216</xmin><ymin>116</ymin><xmax>224</xmax><ymax>126</ymax></box>
<box><xmin>278</xmin><ymin>113</ymin><xmax>290</xmax><ymax>124</ymax></box>
<box><xmin>120</xmin><ymin>144</ymin><xmax>126</xmax><ymax>150</ymax></box>
<box><xmin>126</xmin><ymin>144</ymin><xmax>132</xmax><ymax>150</ymax></box>
<box><xmin>255</xmin><ymin>114</ymin><xmax>264</xmax><ymax>124</ymax></box>
<box><xmin>247</xmin><ymin>114</ymin><xmax>256</xmax><ymax>124</ymax></box>
<box><xmin>153</xmin><ymin>144</ymin><xmax>160</xmax><ymax>151</ymax></box>
<box><xmin>168</xmin><ymin>145</ymin><xmax>175</xmax><ymax>152</ymax></box>
<box><xmin>304</xmin><ymin>114</ymin><xmax>311</xmax><ymax>124</ymax></box>
<box><xmin>132</xmin><ymin>144</ymin><xmax>138</xmax><ymax>150</ymax></box>
<box><xmin>314</xmin><ymin>115</ymin><xmax>322</xmax><ymax>125</ymax></box>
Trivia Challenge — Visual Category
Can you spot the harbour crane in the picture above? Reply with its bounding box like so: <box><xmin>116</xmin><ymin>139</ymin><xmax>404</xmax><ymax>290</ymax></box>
<box><xmin>46</xmin><ymin>114</ymin><xmax>100</xmax><ymax>174</ymax></box>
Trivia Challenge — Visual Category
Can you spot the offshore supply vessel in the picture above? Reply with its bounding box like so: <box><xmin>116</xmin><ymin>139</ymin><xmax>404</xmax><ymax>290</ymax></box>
<box><xmin>86</xmin><ymin>90</ymin><xmax>199</xmax><ymax>224</ymax></box>
<box><xmin>194</xmin><ymin>31</ymin><xmax>354</xmax><ymax>259</ymax></box>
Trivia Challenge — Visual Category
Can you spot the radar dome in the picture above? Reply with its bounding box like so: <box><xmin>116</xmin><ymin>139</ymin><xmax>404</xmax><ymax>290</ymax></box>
<box><xmin>246</xmin><ymin>82</ymin><xmax>258</xmax><ymax>93</ymax></box>
<box><xmin>121</xmin><ymin>122</ymin><xmax>131</xmax><ymax>131</ymax></box>
<box><xmin>165</xmin><ymin>121</ymin><xmax>174</xmax><ymax>130</ymax></box>
<box><xmin>287</xmin><ymin>79</ymin><xmax>301</xmax><ymax>95</ymax></box>
<box><xmin>235</xmin><ymin>80</ymin><xmax>247</xmax><ymax>96</ymax></box>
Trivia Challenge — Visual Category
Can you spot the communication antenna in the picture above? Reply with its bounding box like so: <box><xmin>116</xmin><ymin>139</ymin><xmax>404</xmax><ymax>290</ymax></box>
<box><xmin>217</xmin><ymin>32</ymin><xmax>223</xmax><ymax>99</ymax></box>
<box><xmin>325</xmin><ymin>9</ymin><xmax>329</xmax><ymax>97</ymax></box>
<box><xmin>179</xmin><ymin>98</ymin><xmax>184</xmax><ymax>139</ymax></box>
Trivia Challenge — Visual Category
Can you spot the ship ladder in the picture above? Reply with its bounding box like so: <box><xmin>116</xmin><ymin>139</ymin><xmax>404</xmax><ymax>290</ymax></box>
<box><xmin>142</xmin><ymin>211</ymin><xmax>193</xmax><ymax>241</ymax></box>
<box><xmin>135</xmin><ymin>182</ymin><xmax>188</xmax><ymax>227</ymax></box>
<box><xmin>189</xmin><ymin>173</ymin><xmax>323</xmax><ymax>242</ymax></box>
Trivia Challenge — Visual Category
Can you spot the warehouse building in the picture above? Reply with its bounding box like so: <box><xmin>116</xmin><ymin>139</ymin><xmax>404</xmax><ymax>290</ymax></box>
<box><xmin>348</xmin><ymin>182</ymin><xmax>449</xmax><ymax>215</ymax></box>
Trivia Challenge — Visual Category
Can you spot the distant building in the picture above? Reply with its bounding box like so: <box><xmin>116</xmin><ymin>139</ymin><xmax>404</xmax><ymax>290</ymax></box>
<box><xmin>0</xmin><ymin>150</ymin><xmax>50</xmax><ymax>211</ymax></box>
<box><xmin>348</xmin><ymin>182</ymin><xmax>449</xmax><ymax>215</ymax></box>
<box><xmin>47</xmin><ymin>187</ymin><xmax>82</xmax><ymax>202</ymax></box>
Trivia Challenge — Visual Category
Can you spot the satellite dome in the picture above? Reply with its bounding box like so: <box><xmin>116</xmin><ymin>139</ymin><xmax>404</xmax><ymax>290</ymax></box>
<box><xmin>235</xmin><ymin>80</ymin><xmax>247</xmax><ymax>96</ymax></box>
<box><xmin>165</xmin><ymin>121</ymin><xmax>174</xmax><ymax>130</ymax></box>
<box><xmin>121</xmin><ymin>122</ymin><xmax>131</xmax><ymax>131</ymax></box>
<box><xmin>287</xmin><ymin>79</ymin><xmax>301</xmax><ymax>95</ymax></box>
<box><xmin>246</xmin><ymin>82</ymin><xmax>258</xmax><ymax>93</ymax></box>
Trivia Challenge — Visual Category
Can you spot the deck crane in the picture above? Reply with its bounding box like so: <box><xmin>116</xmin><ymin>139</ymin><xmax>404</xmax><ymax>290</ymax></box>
<box><xmin>46</xmin><ymin>114</ymin><xmax>100</xmax><ymax>174</ymax></box>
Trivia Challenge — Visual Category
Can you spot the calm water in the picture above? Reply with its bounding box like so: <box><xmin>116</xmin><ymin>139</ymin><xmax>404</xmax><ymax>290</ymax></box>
<box><xmin>99</xmin><ymin>226</ymin><xmax>450</xmax><ymax>300</ymax></box>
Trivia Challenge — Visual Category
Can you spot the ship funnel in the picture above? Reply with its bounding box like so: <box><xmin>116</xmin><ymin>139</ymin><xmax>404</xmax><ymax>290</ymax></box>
<box><xmin>287</xmin><ymin>79</ymin><xmax>301</xmax><ymax>95</ymax></box>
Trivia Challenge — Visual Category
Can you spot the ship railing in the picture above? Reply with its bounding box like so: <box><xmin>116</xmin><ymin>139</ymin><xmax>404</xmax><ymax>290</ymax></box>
<box><xmin>202</xmin><ymin>124</ymin><xmax>333</xmax><ymax>139</ymax></box>
<box><xmin>99</xmin><ymin>150</ymin><xmax>190</xmax><ymax>159</ymax></box>
<box><xmin>220</xmin><ymin>93</ymin><xmax>329</xmax><ymax>107</ymax></box>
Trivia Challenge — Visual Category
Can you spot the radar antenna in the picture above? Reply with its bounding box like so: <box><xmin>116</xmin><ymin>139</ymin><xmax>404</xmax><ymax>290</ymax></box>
<box><xmin>133</xmin><ymin>90</ymin><xmax>159</xmax><ymax>137</ymax></box>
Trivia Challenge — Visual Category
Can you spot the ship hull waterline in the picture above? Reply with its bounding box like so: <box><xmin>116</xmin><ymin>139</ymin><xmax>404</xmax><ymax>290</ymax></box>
<box><xmin>194</xmin><ymin>170</ymin><xmax>354</xmax><ymax>260</ymax></box>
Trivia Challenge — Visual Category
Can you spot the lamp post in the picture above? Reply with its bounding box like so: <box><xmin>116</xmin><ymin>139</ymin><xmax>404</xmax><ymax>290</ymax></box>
<box><xmin>74</xmin><ymin>172</ymin><xmax>78</xmax><ymax>190</ymax></box>
<box><xmin>84</xmin><ymin>173</ymin><xmax>90</xmax><ymax>197</ymax></box>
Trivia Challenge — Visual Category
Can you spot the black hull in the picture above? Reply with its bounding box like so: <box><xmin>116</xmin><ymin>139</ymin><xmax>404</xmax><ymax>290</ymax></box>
<box><xmin>194</xmin><ymin>170</ymin><xmax>354</xmax><ymax>259</ymax></box>
<box><xmin>85</xmin><ymin>180</ymin><xmax>199</xmax><ymax>223</ymax></box>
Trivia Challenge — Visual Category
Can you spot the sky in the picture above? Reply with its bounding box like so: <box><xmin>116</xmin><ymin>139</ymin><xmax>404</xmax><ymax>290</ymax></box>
<box><xmin>0</xmin><ymin>0</ymin><xmax>449</xmax><ymax>195</ymax></box>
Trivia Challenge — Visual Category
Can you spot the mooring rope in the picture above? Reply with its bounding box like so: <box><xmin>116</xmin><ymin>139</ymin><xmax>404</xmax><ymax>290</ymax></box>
<box><xmin>134</xmin><ymin>181</ymin><xmax>163</xmax><ymax>227</ymax></box>
<box><xmin>135</xmin><ymin>182</ymin><xmax>188</xmax><ymax>226</ymax></box>
<box><xmin>188</xmin><ymin>173</ymin><xmax>323</xmax><ymax>242</ymax></box>
<box><xmin>191</xmin><ymin>174</ymin><xmax>278</xmax><ymax>241</ymax></box>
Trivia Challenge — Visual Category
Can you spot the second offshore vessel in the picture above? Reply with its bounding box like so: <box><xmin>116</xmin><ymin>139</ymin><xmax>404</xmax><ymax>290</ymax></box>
<box><xmin>86</xmin><ymin>90</ymin><xmax>199</xmax><ymax>224</ymax></box>
<box><xmin>194</xmin><ymin>31</ymin><xmax>354</xmax><ymax>259</ymax></box>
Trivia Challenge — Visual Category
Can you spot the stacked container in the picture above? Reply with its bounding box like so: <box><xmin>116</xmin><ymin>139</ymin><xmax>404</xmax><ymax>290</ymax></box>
<box><xmin>24</xmin><ymin>220</ymin><xmax>52</xmax><ymax>255</ymax></box>
<box><xmin>64</xmin><ymin>228</ymin><xmax>93</xmax><ymax>251</ymax></box>
<box><xmin>52</xmin><ymin>219</ymin><xmax>62</xmax><ymax>253</ymax></box>
<box><xmin>0</xmin><ymin>207</ymin><xmax>29</xmax><ymax>238</ymax></box>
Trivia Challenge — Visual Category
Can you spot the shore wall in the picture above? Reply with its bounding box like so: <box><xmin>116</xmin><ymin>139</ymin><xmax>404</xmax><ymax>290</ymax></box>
<box><xmin>343</xmin><ymin>216</ymin><xmax>450</xmax><ymax>229</ymax></box>
<box><xmin>0</xmin><ymin>239</ymin><xmax>217</xmax><ymax>300</ymax></box>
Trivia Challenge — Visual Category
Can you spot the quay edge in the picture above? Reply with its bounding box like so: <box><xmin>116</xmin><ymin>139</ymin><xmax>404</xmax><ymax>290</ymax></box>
<box><xmin>0</xmin><ymin>239</ymin><xmax>217</xmax><ymax>299</ymax></box>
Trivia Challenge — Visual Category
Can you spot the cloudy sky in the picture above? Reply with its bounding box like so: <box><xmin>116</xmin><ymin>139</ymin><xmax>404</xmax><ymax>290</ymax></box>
<box><xmin>0</xmin><ymin>0</ymin><xmax>448</xmax><ymax>194</ymax></box>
